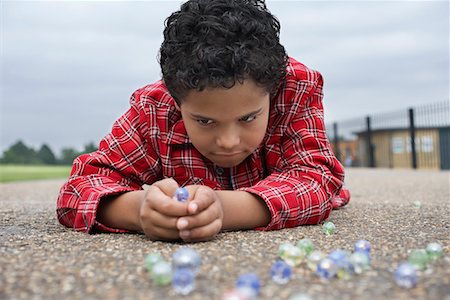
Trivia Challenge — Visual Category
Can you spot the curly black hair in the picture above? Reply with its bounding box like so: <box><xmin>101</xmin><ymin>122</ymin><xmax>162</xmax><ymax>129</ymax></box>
<box><xmin>159</xmin><ymin>0</ymin><xmax>288</xmax><ymax>103</ymax></box>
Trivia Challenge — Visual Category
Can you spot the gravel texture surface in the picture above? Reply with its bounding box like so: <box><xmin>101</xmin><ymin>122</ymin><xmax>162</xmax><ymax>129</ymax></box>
<box><xmin>1</xmin><ymin>168</ymin><xmax>449</xmax><ymax>300</ymax></box>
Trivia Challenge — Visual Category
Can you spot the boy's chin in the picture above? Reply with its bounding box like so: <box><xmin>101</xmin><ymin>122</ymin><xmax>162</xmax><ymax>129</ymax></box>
<box><xmin>210</xmin><ymin>157</ymin><xmax>247</xmax><ymax>168</ymax></box>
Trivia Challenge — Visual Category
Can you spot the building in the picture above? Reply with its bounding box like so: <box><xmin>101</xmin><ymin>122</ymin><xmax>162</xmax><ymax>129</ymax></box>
<box><xmin>354</xmin><ymin>126</ymin><xmax>450</xmax><ymax>170</ymax></box>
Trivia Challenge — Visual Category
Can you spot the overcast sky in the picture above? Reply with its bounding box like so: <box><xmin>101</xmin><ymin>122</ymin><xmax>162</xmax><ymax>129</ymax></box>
<box><xmin>1</xmin><ymin>0</ymin><xmax>449</xmax><ymax>154</ymax></box>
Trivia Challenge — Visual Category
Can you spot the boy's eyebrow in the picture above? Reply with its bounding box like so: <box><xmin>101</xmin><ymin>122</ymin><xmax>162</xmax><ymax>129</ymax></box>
<box><xmin>190</xmin><ymin>108</ymin><xmax>263</xmax><ymax>120</ymax></box>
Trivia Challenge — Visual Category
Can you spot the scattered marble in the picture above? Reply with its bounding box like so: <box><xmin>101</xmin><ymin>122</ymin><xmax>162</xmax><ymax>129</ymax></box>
<box><xmin>172</xmin><ymin>268</ymin><xmax>195</xmax><ymax>295</ymax></box>
<box><xmin>394</xmin><ymin>262</ymin><xmax>417</xmax><ymax>289</ymax></box>
<box><xmin>151</xmin><ymin>261</ymin><xmax>172</xmax><ymax>286</ymax></box>
<box><xmin>322</xmin><ymin>222</ymin><xmax>336</xmax><ymax>235</ymax></box>
<box><xmin>270</xmin><ymin>260</ymin><xmax>293</xmax><ymax>284</ymax></box>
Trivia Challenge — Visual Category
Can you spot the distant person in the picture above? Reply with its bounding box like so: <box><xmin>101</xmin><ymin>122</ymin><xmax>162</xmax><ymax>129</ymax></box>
<box><xmin>345</xmin><ymin>149</ymin><xmax>353</xmax><ymax>167</ymax></box>
<box><xmin>56</xmin><ymin>0</ymin><xmax>350</xmax><ymax>242</ymax></box>
<box><xmin>345</xmin><ymin>156</ymin><xmax>352</xmax><ymax>167</ymax></box>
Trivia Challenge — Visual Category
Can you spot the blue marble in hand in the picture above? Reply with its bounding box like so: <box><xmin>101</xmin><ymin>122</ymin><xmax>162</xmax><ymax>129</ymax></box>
<box><xmin>174</xmin><ymin>187</ymin><xmax>189</xmax><ymax>202</ymax></box>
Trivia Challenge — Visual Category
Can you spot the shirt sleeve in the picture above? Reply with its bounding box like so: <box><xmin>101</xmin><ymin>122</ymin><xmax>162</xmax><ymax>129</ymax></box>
<box><xmin>56</xmin><ymin>91</ymin><xmax>161</xmax><ymax>233</ymax></box>
<box><xmin>239</xmin><ymin>72</ymin><xmax>345</xmax><ymax>230</ymax></box>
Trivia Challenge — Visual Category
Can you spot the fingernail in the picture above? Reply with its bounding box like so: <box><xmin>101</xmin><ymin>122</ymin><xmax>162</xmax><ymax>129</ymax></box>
<box><xmin>177</xmin><ymin>219</ymin><xmax>188</xmax><ymax>230</ymax></box>
<box><xmin>189</xmin><ymin>203</ymin><xmax>198</xmax><ymax>214</ymax></box>
<box><xmin>180</xmin><ymin>230</ymin><xmax>190</xmax><ymax>238</ymax></box>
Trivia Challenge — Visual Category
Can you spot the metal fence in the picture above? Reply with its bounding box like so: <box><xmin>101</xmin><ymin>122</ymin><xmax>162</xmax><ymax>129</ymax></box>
<box><xmin>327</xmin><ymin>101</ymin><xmax>450</xmax><ymax>170</ymax></box>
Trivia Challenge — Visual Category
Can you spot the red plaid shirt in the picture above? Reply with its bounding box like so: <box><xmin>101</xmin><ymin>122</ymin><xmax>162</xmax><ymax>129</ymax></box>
<box><xmin>56</xmin><ymin>57</ymin><xmax>348</xmax><ymax>233</ymax></box>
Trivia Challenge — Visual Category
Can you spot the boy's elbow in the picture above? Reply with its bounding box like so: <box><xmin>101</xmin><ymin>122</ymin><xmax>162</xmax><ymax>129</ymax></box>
<box><xmin>56</xmin><ymin>207</ymin><xmax>77</xmax><ymax>230</ymax></box>
<box><xmin>302</xmin><ymin>197</ymin><xmax>333</xmax><ymax>225</ymax></box>
<box><xmin>318</xmin><ymin>197</ymin><xmax>333</xmax><ymax>223</ymax></box>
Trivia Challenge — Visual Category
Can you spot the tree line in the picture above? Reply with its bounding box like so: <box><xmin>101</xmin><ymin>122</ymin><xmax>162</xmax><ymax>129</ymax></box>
<box><xmin>0</xmin><ymin>140</ymin><xmax>97</xmax><ymax>165</ymax></box>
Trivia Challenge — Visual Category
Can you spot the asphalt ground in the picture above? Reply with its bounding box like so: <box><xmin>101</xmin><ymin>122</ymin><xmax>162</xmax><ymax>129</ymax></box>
<box><xmin>1</xmin><ymin>168</ymin><xmax>449</xmax><ymax>300</ymax></box>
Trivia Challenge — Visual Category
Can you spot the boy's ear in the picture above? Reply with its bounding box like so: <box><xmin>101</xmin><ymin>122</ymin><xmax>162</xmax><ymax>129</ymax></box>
<box><xmin>174</xmin><ymin>101</ymin><xmax>181</xmax><ymax>111</ymax></box>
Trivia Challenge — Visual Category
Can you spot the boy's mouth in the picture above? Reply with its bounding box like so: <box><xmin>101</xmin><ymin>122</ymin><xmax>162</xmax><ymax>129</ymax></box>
<box><xmin>214</xmin><ymin>152</ymin><xmax>242</xmax><ymax>157</ymax></box>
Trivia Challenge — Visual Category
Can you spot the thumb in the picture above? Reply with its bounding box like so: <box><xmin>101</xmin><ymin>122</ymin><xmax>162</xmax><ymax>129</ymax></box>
<box><xmin>151</xmin><ymin>177</ymin><xmax>179</xmax><ymax>197</ymax></box>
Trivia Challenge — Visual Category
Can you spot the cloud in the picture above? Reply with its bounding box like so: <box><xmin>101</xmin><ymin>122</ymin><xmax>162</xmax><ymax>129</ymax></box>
<box><xmin>267</xmin><ymin>1</ymin><xmax>449</xmax><ymax>122</ymax></box>
<box><xmin>1</xmin><ymin>0</ymin><xmax>448</xmax><ymax>154</ymax></box>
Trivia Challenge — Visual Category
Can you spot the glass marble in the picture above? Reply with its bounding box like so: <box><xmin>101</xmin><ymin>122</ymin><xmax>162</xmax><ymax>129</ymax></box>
<box><xmin>394</xmin><ymin>262</ymin><xmax>417</xmax><ymax>289</ymax></box>
<box><xmin>278</xmin><ymin>243</ymin><xmax>304</xmax><ymax>266</ymax></box>
<box><xmin>412</xmin><ymin>200</ymin><xmax>422</xmax><ymax>208</ymax></box>
<box><xmin>174</xmin><ymin>187</ymin><xmax>189</xmax><ymax>202</ymax></box>
<box><xmin>408</xmin><ymin>249</ymin><xmax>429</xmax><ymax>271</ymax></box>
<box><xmin>172</xmin><ymin>268</ymin><xmax>195</xmax><ymax>295</ymax></box>
<box><xmin>322</xmin><ymin>221</ymin><xmax>336</xmax><ymax>235</ymax></box>
<box><xmin>278</xmin><ymin>243</ymin><xmax>292</xmax><ymax>257</ymax></box>
<box><xmin>306</xmin><ymin>250</ymin><xmax>325</xmax><ymax>272</ymax></box>
<box><xmin>221</xmin><ymin>288</ymin><xmax>254</xmax><ymax>300</ymax></box>
<box><xmin>316</xmin><ymin>258</ymin><xmax>338</xmax><ymax>279</ymax></box>
<box><xmin>288</xmin><ymin>293</ymin><xmax>314</xmax><ymax>300</ymax></box>
<box><xmin>172</xmin><ymin>247</ymin><xmax>202</xmax><ymax>275</ymax></box>
<box><xmin>349</xmin><ymin>252</ymin><xmax>370</xmax><ymax>274</ymax></box>
<box><xmin>328</xmin><ymin>249</ymin><xmax>349</xmax><ymax>263</ymax></box>
<box><xmin>354</xmin><ymin>240</ymin><xmax>371</xmax><ymax>256</ymax></box>
<box><xmin>144</xmin><ymin>252</ymin><xmax>163</xmax><ymax>273</ymax></box>
<box><xmin>151</xmin><ymin>261</ymin><xmax>172</xmax><ymax>285</ymax></box>
<box><xmin>328</xmin><ymin>249</ymin><xmax>352</xmax><ymax>279</ymax></box>
<box><xmin>296</xmin><ymin>238</ymin><xmax>315</xmax><ymax>256</ymax></box>
<box><xmin>235</xmin><ymin>273</ymin><xmax>261</xmax><ymax>297</ymax></box>
<box><xmin>426</xmin><ymin>242</ymin><xmax>443</xmax><ymax>261</ymax></box>
<box><xmin>270</xmin><ymin>260</ymin><xmax>292</xmax><ymax>284</ymax></box>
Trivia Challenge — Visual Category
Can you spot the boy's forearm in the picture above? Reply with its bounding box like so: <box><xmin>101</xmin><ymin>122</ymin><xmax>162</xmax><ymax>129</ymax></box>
<box><xmin>96</xmin><ymin>189</ymin><xmax>271</xmax><ymax>233</ymax></box>
<box><xmin>216</xmin><ymin>190</ymin><xmax>271</xmax><ymax>231</ymax></box>
<box><xmin>96</xmin><ymin>191</ymin><xmax>145</xmax><ymax>232</ymax></box>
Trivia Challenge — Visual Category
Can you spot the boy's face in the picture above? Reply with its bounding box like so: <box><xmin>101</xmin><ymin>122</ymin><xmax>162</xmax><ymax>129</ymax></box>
<box><xmin>176</xmin><ymin>79</ymin><xmax>270</xmax><ymax>168</ymax></box>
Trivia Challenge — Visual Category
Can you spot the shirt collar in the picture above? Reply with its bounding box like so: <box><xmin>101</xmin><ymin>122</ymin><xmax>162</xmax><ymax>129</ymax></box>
<box><xmin>166</xmin><ymin>118</ymin><xmax>192</xmax><ymax>145</ymax></box>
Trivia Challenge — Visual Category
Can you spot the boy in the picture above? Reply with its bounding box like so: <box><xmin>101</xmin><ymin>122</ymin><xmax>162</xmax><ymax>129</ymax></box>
<box><xmin>57</xmin><ymin>0</ymin><xmax>350</xmax><ymax>242</ymax></box>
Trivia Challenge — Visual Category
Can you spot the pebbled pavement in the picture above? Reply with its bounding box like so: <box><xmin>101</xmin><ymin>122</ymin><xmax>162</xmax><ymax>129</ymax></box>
<box><xmin>1</xmin><ymin>168</ymin><xmax>449</xmax><ymax>300</ymax></box>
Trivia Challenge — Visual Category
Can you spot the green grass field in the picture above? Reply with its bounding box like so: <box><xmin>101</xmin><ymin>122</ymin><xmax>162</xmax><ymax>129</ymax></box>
<box><xmin>0</xmin><ymin>165</ymin><xmax>72</xmax><ymax>183</ymax></box>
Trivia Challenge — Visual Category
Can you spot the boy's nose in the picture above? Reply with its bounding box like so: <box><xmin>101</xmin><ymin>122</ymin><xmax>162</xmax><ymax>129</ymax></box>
<box><xmin>216</xmin><ymin>131</ymin><xmax>240</xmax><ymax>149</ymax></box>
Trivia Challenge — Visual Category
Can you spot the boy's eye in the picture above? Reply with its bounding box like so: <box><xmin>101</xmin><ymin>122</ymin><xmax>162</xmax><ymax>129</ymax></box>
<box><xmin>240</xmin><ymin>115</ymin><xmax>257</xmax><ymax>122</ymax></box>
<box><xmin>197</xmin><ymin>119</ymin><xmax>214</xmax><ymax>126</ymax></box>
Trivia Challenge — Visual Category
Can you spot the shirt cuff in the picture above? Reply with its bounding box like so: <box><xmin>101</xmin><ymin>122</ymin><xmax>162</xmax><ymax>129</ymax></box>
<box><xmin>92</xmin><ymin>220</ymin><xmax>131</xmax><ymax>234</ymax></box>
<box><xmin>89</xmin><ymin>186</ymin><xmax>139</xmax><ymax>233</ymax></box>
<box><xmin>238</xmin><ymin>179</ymin><xmax>334</xmax><ymax>231</ymax></box>
<box><xmin>70</xmin><ymin>180</ymin><xmax>139</xmax><ymax>233</ymax></box>
<box><xmin>238</xmin><ymin>181</ymin><xmax>298</xmax><ymax>231</ymax></box>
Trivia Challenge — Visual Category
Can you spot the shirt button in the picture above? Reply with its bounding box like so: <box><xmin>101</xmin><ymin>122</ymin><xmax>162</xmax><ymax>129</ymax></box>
<box><xmin>215</xmin><ymin>167</ymin><xmax>224</xmax><ymax>175</ymax></box>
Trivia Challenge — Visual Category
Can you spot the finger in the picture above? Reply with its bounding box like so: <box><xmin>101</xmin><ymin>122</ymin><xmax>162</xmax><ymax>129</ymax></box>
<box><xmin>179</xmin><ymin>219</ymin><xmax>222</xmax><ymax>242</ymax></box>
<box><xmin>187</xmin><ymin>187</ymin><xmax>215</xmax><ymax>215</ymax></box>
<box><xmin>152</xmin><ymin>177</ymin><xmax>179</xmax><ymax>197</ymax></box>
<box><xmin>144</xmin><ymin>186</ymin><xmax>187</xmax><ymax>217</ymax></box>
<box><xmin>176</xmin><ymin>207</ymin><xmax>217</xmax><ymax>230</ymax></box>
<box><xmin>141</xmin><ymin>208</ymin><xmax>179</xmax><ymax>230</ymax></box>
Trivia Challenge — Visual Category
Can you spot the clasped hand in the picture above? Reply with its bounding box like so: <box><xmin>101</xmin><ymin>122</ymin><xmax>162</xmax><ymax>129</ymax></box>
<box><xmin>139</xmin><ymin>178</ymin><xmax>224</xmax><ymax>242</ymax></box>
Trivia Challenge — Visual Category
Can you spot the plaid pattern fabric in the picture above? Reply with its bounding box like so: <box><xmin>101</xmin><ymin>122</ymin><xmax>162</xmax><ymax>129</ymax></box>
<box><xmin>56</xmin><ymin>57</ymin><xmax>348</xmax><ymax>233</ymax></box>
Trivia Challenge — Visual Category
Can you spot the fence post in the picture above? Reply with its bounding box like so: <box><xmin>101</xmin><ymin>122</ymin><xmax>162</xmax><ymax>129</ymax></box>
<box><xmin>366</xmin><ymin>116</ymin><xmax>375</xmax><ymax>167</ymax></box>
<box><xmin>408</xmin><ymin>108</ymin><xmax>417</xmax><ymax>169</ymax></box>
<box><xmin>333</xmin><ymin>122</ymin><xmax>341</xmax><ymax>162</ymax></box>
